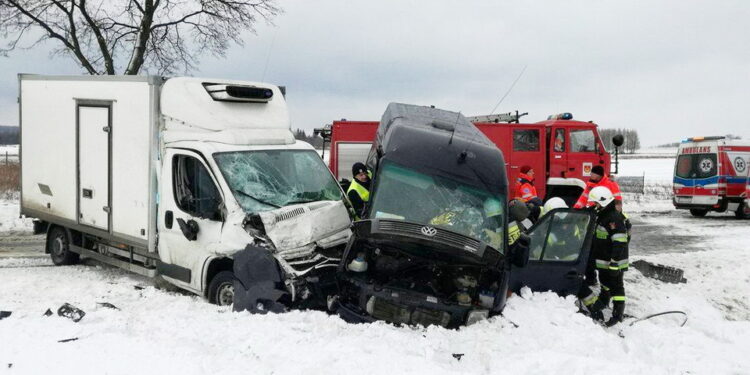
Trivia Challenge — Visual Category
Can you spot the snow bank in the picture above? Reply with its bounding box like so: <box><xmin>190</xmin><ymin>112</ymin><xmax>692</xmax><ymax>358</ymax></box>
<box><xmin>0</xmin><ymin>198</ymin><xmax>31</xmax><ymax>234</ymax></box>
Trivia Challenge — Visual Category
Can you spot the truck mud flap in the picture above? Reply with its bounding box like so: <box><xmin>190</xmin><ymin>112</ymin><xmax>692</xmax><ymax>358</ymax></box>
<box><xmin>232</xmin><ymin>245</ymin><xmax>289</xmax><ymax>314</ymax></box>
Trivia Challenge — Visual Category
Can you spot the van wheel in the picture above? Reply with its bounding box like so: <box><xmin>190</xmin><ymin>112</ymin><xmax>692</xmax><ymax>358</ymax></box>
<box><xmin>736</xmin><ymin>203</ymin><xmax>750</xmax><ymax>220</ymax></box>
<box><xmin>47</xmin><ymin>226</ymin><xmax>79</xmax><ymax>265</ymax></box>
<box><xmin>689</xmin><ymin>209</ymin><xmax>708</xmax><ymax>217</ymax></box>
<box><xmin>207</xmin><ymin>271</ymin><xmax>235</xmax><ymax>306</ymax></box>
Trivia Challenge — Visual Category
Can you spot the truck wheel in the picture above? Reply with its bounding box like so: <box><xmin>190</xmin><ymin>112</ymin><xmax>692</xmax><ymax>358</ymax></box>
<box><xmin>207</xmin><ymin>271</ymin><xmax>235</xmax><ymax>306</ymax></box>
<box><xmin>735</xmin><ymin>202</ymin><xmax>750</xmax><ymax>220</ymax></box>
<box><xmin>47</xmin><ymin>226</ymin><xmax>79</xmax><ymax>265</ymax></box>
<box><xmin>689</xmin><ymin>209</ymin><xmax>708</xmax><ymax>218</ymax></box>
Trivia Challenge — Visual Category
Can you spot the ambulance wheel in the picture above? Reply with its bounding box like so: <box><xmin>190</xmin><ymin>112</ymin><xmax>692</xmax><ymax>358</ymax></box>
<box><xmin>47</xmin><ymin>226</ymin><xmax>79</xmax><ymax>265</ymax></box>
<box><xmin>735</xmin><ymin>203</ymin><xmax>750</xmax><ymax>220</ymax></box>
<box><xmin>208</xmin><ymin>271</ymin><xmax>235</xmax><ymax>306</ymax></box>
<box><xmin>689</xmin><ymin>209</ymin><xmax>708</xmax><ymax>217</ymax></box>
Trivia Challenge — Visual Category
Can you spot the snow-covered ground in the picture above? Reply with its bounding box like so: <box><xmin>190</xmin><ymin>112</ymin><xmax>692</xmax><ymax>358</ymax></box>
<box><xmin>1</xmin><ymin>155</ymin><xmax>749</xmax><ymax>374</ymax></box>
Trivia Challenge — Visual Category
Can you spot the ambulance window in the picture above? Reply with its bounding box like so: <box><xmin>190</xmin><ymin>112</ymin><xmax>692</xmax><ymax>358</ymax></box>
<box><xmin>513</xmin><ymin>129</ymin><xmax>540</xmax><ymax>151</ymax></box>
<box><xmin>675</xmin><ymin>155</ymin><xmax>693</xmax><ymax>178</ymax></box>
<box><xmin>570</xmin><ymin>129</ymin><xmax>596</xmax><ymax>153</ymax></box>
<box><xmin>173</xmin><ymin>155</ymin><xmax>222</xmax><ymax>220</ymax></box>
<box><xmin>554</xmin><ymin>129</ymin><xmax>565</xmax><ymax>152</ymax></box>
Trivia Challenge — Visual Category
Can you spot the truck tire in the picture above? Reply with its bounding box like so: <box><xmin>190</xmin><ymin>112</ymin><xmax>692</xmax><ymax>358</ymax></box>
<box><xmin>689</xmin><ymin>209</ymin><xmax>708</xmax><ymax>218</ymax></box>
<box><xmin>207</xmin><ymin>271</ymin><xmax>235</xmax><ymax>306</ymax></box>
<box><xmin>47</xmin><ymin>226</ymin><xmax>79</xmax><ymax>265</ymax></box>
<box><xmin>735</xmin><ymin>202</ymin><xmax>750</xmax><ymax>220</ymax></box>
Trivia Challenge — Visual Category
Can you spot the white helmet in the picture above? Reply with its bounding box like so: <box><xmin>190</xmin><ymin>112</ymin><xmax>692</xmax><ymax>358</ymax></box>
<box><xmin>588</xmin><ymin>186</ymin><xmax>615</xmax><ymax>207</ymax></box>
<box><xmin>543</xmin><ymin>197</ymin><xmax>568</xmax><ymax>214</ymax></box>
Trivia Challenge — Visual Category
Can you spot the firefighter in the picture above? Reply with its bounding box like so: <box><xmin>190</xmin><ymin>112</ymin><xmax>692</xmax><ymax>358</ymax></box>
<box><xmin>573</xmin><ymin>165</ymin><xmax>622</xmax><ymax>209</ymax></box>
<box><xmin>515</xmin><ymin>166</ymin><xmax>544</xmax><ymax>221</ymax></box>
<box><xmin>578</xmin><ymin>186</ymin><xmax>629</xmax><ymax>326</ymax></box>
<box><xmin>347</xmin><ymin>162</ymin><xmax>371</xmax><ymax>219</ymax></box>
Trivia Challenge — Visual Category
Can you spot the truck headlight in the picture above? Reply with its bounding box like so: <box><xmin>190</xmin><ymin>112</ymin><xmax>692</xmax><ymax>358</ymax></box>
<box><xmin>466</xmin><ymin>309</ymin><xmax>489</xmax><ymax>325</ymax></box>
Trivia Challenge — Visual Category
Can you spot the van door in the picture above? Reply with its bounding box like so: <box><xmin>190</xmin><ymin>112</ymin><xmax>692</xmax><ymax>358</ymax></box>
<box><xmin>157</xmin><ymin>149</ymin><xmax>225</xmax><ymax>292</ymax></box>
<box><xmin>509</xmin><ymin>208</ymin><xmax>596</xmax><ymax>296</ymax></box>
<box><xmin>674</xmin><ymin>151</ymin><xmax>719</xmax><ymax>206</ymax></box>
<box><xmin>567</xmin><ymin>127</ymin><xmax>599</xmax><ymax>180</ymax></box>
<box><xmin>77</xmin><ymin>104</ymin><xmax>111</xmax><ymax>231</ymax></box>
<box><xmin>548</xmin><ymin>127</ymin><xmax>568</xmax><ymax>179</ymax></box>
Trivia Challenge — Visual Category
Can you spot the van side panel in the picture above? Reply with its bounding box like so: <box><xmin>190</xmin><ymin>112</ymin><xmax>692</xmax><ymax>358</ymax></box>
<box><xmin>20</xmin><ymin>77</ymin><xmax>154</xmax><ymax>245</ymax></box>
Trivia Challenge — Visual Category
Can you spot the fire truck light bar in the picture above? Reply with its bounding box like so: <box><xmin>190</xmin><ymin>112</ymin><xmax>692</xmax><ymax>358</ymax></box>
<box><xmin>547</xmin><ymin>112</ymin><xmax>573</xmax><ymax>120</ymax></box>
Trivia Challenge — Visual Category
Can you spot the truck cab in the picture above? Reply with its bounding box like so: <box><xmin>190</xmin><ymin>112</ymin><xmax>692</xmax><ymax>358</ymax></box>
<box><xmin>334</xmin><ymin>103</ymin><xmax>597</xmax><ymax>328</ymax></box>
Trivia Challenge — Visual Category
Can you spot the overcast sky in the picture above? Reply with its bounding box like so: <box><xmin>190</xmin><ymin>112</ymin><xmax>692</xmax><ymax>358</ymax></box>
<box><xmin>1</xmin><ymin>0</ymin><xmax>749</xmax><ymax>146</ymax></box>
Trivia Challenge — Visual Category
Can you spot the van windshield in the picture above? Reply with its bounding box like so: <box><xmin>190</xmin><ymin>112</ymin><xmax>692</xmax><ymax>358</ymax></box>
<box><xmin>675</xmin><ymin>153</ymin><xmax>718</xmax><ymax>179</ymax></box>
<box><xmin>214</xmin><ymin>150</ymin><xmax>343</xmax><ymax>214</ymax></box>
<box><xmin>369</xmin><ymin>161</ymin><xmax>506</xmax><ymax>249</ymax></box>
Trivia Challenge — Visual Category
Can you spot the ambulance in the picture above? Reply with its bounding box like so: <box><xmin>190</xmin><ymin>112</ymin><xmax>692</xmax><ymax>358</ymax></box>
<box><xmin>673</xmin><ymin>136</ymin><xmax>750</xmax><ymax>218</ymax></box>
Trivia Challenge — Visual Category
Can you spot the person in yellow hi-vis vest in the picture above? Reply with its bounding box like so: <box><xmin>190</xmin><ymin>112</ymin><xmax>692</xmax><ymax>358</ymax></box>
<box><xmin>347</xmin><ymin>162</ymin><xmax>371</xmax><ymax>219</ymax></box>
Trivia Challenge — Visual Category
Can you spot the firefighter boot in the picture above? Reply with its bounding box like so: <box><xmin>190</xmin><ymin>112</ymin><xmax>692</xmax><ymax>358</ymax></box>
<box><xmin>588</xmin><ymin>299</ymin><xmax>606</xmax><ymax>322</ymax></box>
<box><xmin>605</xmin><ymin>301</ymin><xmax>625</xmax><ymax>327</ymax></box>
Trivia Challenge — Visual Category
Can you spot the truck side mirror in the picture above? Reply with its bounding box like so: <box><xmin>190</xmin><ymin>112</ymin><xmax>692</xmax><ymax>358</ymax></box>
<box><xmin>176</xmin><ymin>218</ymin><xmax>199</xmax><ymax>241</ymax></box>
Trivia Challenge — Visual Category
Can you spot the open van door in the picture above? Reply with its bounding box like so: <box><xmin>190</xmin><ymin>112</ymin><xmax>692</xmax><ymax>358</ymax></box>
<box><xmin>509</xmin><ymin>208</ymin><xmax>596</xmax><ymax>296</ymax></box>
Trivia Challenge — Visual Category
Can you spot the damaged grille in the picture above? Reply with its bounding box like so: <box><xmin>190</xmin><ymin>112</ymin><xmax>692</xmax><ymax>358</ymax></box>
<box><xmin>377</xmin><ymin>220</ymin><xmax>481</xmax><ymax>253</ymax></box>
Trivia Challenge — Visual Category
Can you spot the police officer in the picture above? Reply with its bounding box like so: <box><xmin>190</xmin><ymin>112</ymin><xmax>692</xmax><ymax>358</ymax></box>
<box><xmin>347</xmin><ymin>162</ymin><xmax>371</xmax><ymax>219</ymax></box>
<box><xmin>579</xmin><ymin>186</ymin><xmax>629</xmax><ymax>326</ymax></box>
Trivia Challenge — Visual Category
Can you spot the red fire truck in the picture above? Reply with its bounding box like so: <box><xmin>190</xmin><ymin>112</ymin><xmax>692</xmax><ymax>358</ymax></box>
<box><xmin>318</xmin><ymin>112</ymin><xmax>614</xmax><ymax>203</ymax></box>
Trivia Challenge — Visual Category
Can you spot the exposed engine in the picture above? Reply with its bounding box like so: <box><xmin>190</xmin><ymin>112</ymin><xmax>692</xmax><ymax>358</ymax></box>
<box><xmin>338</xmin><ymin>242</ymin><xmax>505</xmax><ymax>328</ymax></box>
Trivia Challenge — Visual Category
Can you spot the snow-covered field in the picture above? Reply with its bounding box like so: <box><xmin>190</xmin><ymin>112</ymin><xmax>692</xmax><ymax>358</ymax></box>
<box><xmin>1</xmin><ymin>155</ymin><xmax>749</xmax><ymax>374</ymax></box>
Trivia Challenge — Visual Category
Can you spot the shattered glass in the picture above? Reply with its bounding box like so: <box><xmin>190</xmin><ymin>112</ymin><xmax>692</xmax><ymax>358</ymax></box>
<box><xmin>214</xmin><ymin>150</ymin><xmax>343</xmax><ymax>214</ymax></box>
<box><xmin>369</xmin><ymin>162</ymin><xmax>505</xmax><ymax>244</ymax></box>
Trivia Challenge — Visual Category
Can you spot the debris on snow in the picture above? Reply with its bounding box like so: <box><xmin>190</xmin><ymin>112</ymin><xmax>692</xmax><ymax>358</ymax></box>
<box><xmin>96</xmin><ymin>302</ymin><xmax>119</xmax><ymax>310</ymax></box>
<box><xmin>0</xmin><ymin>311</ymin><xmax>11</xmax><ymax>320</ymax></box>
<box><xmin>57</xmin><ymin>337</ymin><xmax>79</xmax><ymax>343</ymax></box>
<box><xmin>632</xmin><ymin>260</ymin><xmax>687</xmax><ymax>283</ymax></box>
<box><xmin>57</xmin><ymin>303</ymin><xmax>85</xmax><ymax>322</ymax></box>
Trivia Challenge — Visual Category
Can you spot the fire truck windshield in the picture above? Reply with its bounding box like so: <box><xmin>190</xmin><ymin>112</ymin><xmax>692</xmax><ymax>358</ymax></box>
<box><xmin>214</xmin><ymin>150</ymin><xmax>343</xmax><ymax>214</ymax></box>
<box><xmin>369</xmin><ymin>161</ymin><xmax>506</xmax><ymax>249</ymax></box>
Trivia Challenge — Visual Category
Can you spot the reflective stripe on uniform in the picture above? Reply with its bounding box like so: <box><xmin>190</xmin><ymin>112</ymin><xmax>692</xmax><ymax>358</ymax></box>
<box><xmin>596</xmin><ymin>259</ymin><xmax>610</xmax><ymax>269</ymax></box>
<box><xmin>609</xmin><ymin>258</ymin><xmax>629</xmax><ymax>270</ymax></box>
<box><xmin>595</xmin><ymin>225</ymin><xmax>608</xmax><ymax>239</ymax></box>
<box><xmin>601</xmin><ymin>284</ymin><xmax>610</xmax><ymax>291</ymax></box>
<box><xmin>521</xmin><ymin>219</ymin><xmax>533</xmax><ymax>230</ymax></box>
<box><xmin>612</xmin><ymin>233</ymin><xmax>628</xmax><ymax>243</ymax></box>
<box><xmin>582</xmin><ymin>292</ymin><xmax>598</xmax><ymax>306</ymax></box>
<box><xmin>612</xmin><ymin>296</ymin><xmax>626</xmax><ymax>302</ymax></box>
<box><xmin>508</xmin><ymin>221</ymin><xmax>521</xmax><ymax>245</ymax></box>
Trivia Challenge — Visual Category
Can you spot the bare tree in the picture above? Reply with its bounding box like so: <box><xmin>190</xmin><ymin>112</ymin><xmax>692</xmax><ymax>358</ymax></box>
<box><xmin>0</xmin><ymin>0</ymin><xmax>280</xmax><ymax>75</ymax></box>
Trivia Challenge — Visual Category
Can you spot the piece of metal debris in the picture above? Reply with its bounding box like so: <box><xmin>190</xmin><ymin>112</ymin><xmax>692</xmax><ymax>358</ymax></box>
<box><xmin>0</xmin><ymin>311</ymin><xmax>11</xmax><ymax>320</ymax></box>
<box><xmin>57</xmin><ymin>303</ymin><xmax>86</xmax><ymax>322</ymax></box>
<box><xmin>43</xmin><ymin>308</ymin><xmax>53</xmax><ymax>317</ymax></box>
<box><xmin>96</xmin><ymin>302</ymin><xmax>119</xmax><ymax>310</ymax></box>
<box><xmin>58</xmin><ymin>337</ymin><xmax>79</xmax><ymax>343</ymax></box>
<box><xmin>452</xmin><ymin>353</ymin><xmax>465</xmax><ymax>361</ymax></box>
<box><xmin>632</xmin><ymin>260</ymin><xmax>687</xmax><ymax>284</ymax></box>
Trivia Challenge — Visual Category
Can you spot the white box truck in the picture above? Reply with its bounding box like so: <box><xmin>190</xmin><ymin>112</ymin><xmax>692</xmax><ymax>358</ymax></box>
<box><xmin>19</xmin><ymin>74</ymin><xmax>352</xmax><ymax>306</ymax></box>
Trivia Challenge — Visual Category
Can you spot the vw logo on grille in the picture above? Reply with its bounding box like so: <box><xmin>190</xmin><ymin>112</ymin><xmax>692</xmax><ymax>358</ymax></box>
<box><xmin>420</xmin><ymin>226</ymin><xmax>437</xmax><ymax>237</ymax></box>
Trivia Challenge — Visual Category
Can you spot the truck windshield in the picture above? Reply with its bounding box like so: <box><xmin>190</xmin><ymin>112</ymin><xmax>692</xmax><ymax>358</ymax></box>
<box><xmin>214</xmin><ymin>150</ymin><xmax>343</xmax><ymax>214</ymax></box>
<box><xmin>369</xmin><ymin>161</ymin><xmax>506</xmax><ymax>247</ymax></box>
<box><xmin>675</xmin><ymin>153</ymin><xmax>718</xmax><ymax>179</ymax></box>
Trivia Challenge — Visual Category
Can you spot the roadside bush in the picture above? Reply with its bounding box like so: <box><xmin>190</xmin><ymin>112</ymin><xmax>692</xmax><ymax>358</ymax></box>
<box><xmin>0</xmin><ymin>162</ymin><xmax>20</xmax><ymax>199</ymax></box>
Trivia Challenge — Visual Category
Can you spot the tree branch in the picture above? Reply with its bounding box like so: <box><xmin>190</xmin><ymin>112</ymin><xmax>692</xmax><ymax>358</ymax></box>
<box><xmin>77</xmin><ymin>0</ymin><xmax>115</xmax><ymax>74</ymax></box>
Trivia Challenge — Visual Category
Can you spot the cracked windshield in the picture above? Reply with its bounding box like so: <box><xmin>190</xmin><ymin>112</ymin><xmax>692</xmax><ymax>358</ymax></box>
<box><xmin>369</xmin><ymin>162</ymin><xmax>506</xmax><ymax>249</ymax></box>
<box><xmin>214</xmin><ymin>150</ymin><xmax>342</xmax><ymax>214</ymax></box>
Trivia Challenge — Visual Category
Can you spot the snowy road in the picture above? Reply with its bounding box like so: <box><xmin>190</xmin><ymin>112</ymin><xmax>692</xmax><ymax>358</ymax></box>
<box><xmin>2</xmin><ymin>196</ymin><xmax>749</xmax><ymax>374</ymax></box>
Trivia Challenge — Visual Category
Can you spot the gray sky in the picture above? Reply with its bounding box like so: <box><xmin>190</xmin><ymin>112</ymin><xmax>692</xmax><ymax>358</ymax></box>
<box><xmin>2</xmin><ymin>0</ymin><xmax>749</xmax><ymax>146</ymax></box>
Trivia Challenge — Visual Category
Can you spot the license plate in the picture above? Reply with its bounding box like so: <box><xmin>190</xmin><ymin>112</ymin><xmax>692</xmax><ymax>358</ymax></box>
<box><xmin>675</xmin><ymin>196</ymin><xmax>692</xmax><ymax>203</ymax></box>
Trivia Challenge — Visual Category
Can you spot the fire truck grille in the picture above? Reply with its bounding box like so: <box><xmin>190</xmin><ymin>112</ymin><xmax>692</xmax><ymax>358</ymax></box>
<box><xmin>377</xmin><ymin>220</ymin><xmax>481</xmax><ymax>253</ymax></box>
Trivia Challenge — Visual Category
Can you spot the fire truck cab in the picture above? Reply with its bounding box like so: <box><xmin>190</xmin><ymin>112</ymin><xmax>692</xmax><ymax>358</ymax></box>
<box><xmin>673</xmin><ymin>136</ymin><xmax>750</xmax><ymax>219</ymax></box>
<box><xmin>321</xmin><ymin>112</ymin><xmax>611</xmax><ymax>204</ymax></box>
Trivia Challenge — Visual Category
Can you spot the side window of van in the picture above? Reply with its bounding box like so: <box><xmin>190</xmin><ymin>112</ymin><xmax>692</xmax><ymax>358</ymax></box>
<box><xmin>173</xmin><ymin>155</ymin><xmax>222</xmax><ymax>220</ymax></box>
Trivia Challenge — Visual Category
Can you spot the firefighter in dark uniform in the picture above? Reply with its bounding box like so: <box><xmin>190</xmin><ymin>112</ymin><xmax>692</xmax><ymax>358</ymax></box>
<box><xmin>578</xmin><ymin>186</ymin><xmax>629</xmax><ymax>326</ymax></box>
<box><xmin>347</xmin><ymin>162</ymin><xmax>371</xmax><ymax>219</ymax></box>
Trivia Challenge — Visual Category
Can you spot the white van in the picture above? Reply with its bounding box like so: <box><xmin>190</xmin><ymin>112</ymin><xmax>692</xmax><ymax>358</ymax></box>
<box><xmin>19</xmin><ymin>74</ymin><xmax>352</xmax><ymax>305</ymax></box>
